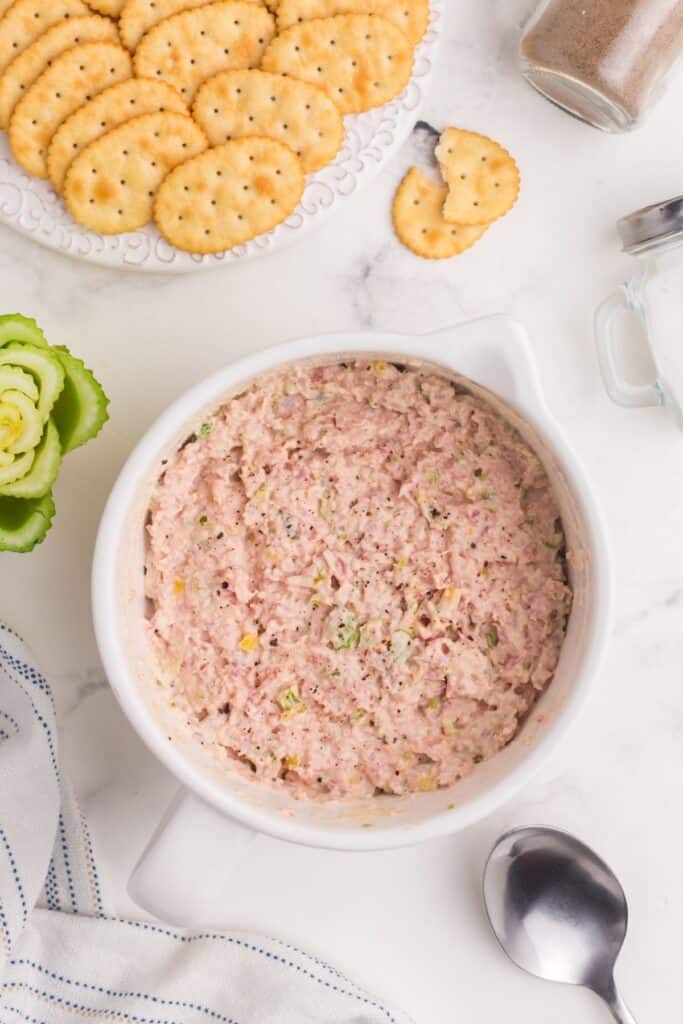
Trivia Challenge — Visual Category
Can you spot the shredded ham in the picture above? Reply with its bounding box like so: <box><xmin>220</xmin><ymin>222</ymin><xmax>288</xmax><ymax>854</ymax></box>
<box><xmin>145</xmin><ymin>361</ymin><xmax>572</xmax><ymax>801</ymax></box>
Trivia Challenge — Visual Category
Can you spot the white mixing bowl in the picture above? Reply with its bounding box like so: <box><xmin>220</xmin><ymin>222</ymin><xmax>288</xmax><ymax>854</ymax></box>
<box><xmin>93</xmin><ymin>317</ymin><xmax>612</xmax><ymax>906</ymax></box>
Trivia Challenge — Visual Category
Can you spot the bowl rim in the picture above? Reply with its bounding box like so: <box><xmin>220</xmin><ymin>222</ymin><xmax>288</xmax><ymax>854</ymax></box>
<box><xmin>92</xmin><ymin>321</ymin><xmax>614</xmax><ymax>851</ymax></box>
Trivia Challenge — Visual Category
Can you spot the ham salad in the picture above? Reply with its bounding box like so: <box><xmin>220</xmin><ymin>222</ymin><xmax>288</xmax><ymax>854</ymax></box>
<box><xmin>145</xmin><ymin>360</ymin><xmax>572</xmax><ymax>801</ymax></box>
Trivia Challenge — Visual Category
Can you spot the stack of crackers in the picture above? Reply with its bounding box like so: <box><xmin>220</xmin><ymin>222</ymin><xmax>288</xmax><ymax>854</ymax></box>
<box><xmin>0</xmin><ymin>0</ymin><xmax>429</xmax><ymax>253</ymax></box>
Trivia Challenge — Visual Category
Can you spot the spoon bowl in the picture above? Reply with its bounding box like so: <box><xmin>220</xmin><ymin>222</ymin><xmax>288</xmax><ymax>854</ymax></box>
<box><xmin>483</xmin><ymin>826</ymin><xmax>637</xmax><ymax>1023</ymax></box>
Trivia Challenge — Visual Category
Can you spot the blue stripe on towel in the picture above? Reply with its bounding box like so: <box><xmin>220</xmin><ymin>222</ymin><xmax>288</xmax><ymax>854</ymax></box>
<box><xmin>0</xmin><ymin>712</ymin><xmax>19</xmax><ymax>739</ymax></box>
<box><xmin>0</xmin><ymin>896</ymin><xmax>12</xmax><ymax>953</ymax></box>
<box><xmin>5</xmin><ymin>969</ymin><xmax>239</xmax><ymax>1024</ymax></box>
<box><xmin>2</xmin><ymin>982</ymin><xmax>239</xmax><ymax>1024</ymax></box>
<box><xmin>77</xmin><ymin>812</ymin><xmax>104</xmax><ymax>918</ymax></box>
<box><xmin>102</xmin><ymin>919</ymin><xmax>400</xmax><ymax>1023</ymax></box>
<box><xmin>1</xmin><ymin>674</ymin><xmax>59</xmax><ymax>783</ymax></box>
<box><xmin>43</xmin><ymin>861</ymin><xmax>60</xmax><ymax>914</ymax></box>
<box><xmin>56</xmin><ymin>816</ymin><xmax>77</xmax><ymax>916</ymax></box>
<box><xmin>1</xmin><ymin>1002</ymin><xmax>49</xmax><ymax>1024</ymax></box>
<box><xmin>0</xmin><ymin>830</ymin><xmax>26</xmax><ymax>930</ymax></box>
<box><xmin>0</xmin><ymin>648</ymin><xmax>55</xmax><ymax>715</ymax></box>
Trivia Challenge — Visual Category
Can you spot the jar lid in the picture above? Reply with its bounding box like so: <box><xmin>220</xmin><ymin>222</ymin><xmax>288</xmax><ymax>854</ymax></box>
<box><xmin>618</xmin><ymin>195</ymin><xmax>683</xmax><ymax>254</ymax></box>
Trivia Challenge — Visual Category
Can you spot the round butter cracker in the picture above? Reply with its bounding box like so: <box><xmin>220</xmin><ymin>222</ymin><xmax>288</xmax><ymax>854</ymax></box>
<box><xmin>63</xmin><ymin>110</ymin><xmax>207</xmax><ymax>233</ymax></box>
<box><xmin>86</xmin><ymin>0</ymin><xmax>125</xmax><ymax>14</ymax></box>
<box><xmin>9</xmin><ymin>41</ymin><xmax>132</xmax><ymax>178</ymax></box>
<box><xmin>277</xmin><ymin>0</ymin><xmax>429</xmax><ymax>47</ymax></box>
<box><xmin>134</xmin><ymin>0</ymin><xmax>275</xmax><ymax>104</ymax></box>
<box><xmin>154</xmin><ymin>136</ymin><xmax>304</xmax><ymax>253</ymax></box>
<box><xmin>119</xmin><ymin>0</ymin><xmax>266</xmax><ymax>52</ymax></box>
<box><xmin>261</xmin><ymin>13</ymin><xmax>413</xmax><ymax>115</ymax></box>
<box><xmin>48</xmin><ymin>77</ymin><xmax>186</xmax><ymax>192</ymax></box>
<box><xmin>193</xmin><ymin>68</ymin><xmax>343</xmax><ymax>173</ymax></box>
<box><xmin>0</xmin><ymin>0</ymin><xmax>91</xmax><ymax>78</ymax></box>
<box><xmin>393</xmin><ymin>167</ymin><xmax>487</xmax><ymax>260</ymax></box>
<box><xmin>0</xmin><ymin>14</ymin><xmax>119</xmax><ymax>129</ymax></box>
<box><xmin>435</xmin><ymin>128</ymin><xmax>520</xmax><ymax>226</ymax></box>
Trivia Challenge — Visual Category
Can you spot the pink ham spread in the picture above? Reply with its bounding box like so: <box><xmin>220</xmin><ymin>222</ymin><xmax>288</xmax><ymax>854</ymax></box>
<box><xmin>145</xmin><ymin>360</ymin><xmax>572</xmax><ymax>801</ymax></box>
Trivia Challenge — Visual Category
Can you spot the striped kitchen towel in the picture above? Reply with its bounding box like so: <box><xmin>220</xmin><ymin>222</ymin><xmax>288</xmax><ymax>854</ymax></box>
<box><xmin>0</xmin><ymin>624</ymin><xmax>410</xmax><ymax>1024</ymax></box>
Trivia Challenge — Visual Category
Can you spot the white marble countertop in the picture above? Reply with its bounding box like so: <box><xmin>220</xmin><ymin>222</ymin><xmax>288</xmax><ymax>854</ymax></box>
<box><xmin>2</xmin><ymin>0</ymin><xmax>683</xmax><ymax>1020</ymax></box>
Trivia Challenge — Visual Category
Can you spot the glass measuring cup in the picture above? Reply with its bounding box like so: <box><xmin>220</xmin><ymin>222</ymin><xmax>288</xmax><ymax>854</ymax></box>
<box><xmin>595</xmin><ymin>195</ymin><xmax>683</xmax><ymax>428</ymax></box>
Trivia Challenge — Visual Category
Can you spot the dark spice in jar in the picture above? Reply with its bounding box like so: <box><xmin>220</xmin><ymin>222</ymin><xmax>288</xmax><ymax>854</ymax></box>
<box><xmin>521</xmin><ymin>0</ymin><xmax>683</xmax><ymax>122</ymax></box>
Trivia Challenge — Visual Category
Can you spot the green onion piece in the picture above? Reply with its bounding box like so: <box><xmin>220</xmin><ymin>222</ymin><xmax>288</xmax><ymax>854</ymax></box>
<box><xmin>278</xmin><ymin>687</ymin><xmax>302</xmax><ymax>712</ymax></box>
<box><xmin>485</xmin><ymin>626</ymin><xmax>499</xmax><ymax>651</ymax></box>
<box><xmin>327</xmin><ymin>607</ymin><xmax>358</xmax><ymax>650</ymax></box>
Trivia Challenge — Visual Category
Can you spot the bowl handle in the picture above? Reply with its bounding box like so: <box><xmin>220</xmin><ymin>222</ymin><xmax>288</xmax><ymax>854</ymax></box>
<box><xmin>128</xmin><ymin>788</ymin><xmax>255</xmax><ymax>927</ymax></box>
<box><xmin>424</xmin><ymin>316</ymin><xmax>549</xmax><ymax>419</ymax></box>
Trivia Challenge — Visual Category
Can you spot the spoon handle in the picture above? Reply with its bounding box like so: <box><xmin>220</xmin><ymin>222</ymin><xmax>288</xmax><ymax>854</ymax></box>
<box><xmin>604</xmin><ymin>983</ymin><xmax>637</xmax><ymax>1024</ymax></box>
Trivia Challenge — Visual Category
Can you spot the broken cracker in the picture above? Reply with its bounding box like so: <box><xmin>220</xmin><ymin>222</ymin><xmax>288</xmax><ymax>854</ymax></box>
<box><xmin>9</xmin><ymin>41</ymin><xmax>132</xmax><ymax>178</ymax></box>
<box><xmin>154</xmin><ymin>136</ymin><xmax>304</xmax><ymax>254</ymax></box>
<box><xmin>0</xmin><ymin>14</ymin><xmax>119</xmax><ymax>129</ymax></box>
<box><xmin>435</xmin><ymin>128</ymin><xmax>520</xmax><ymax>226</ymax></box>
<box><xmin>261</xmin><ymin>13</ymin><xmax>413</xmax><ymax>116</ymax></box>
<box><xmin>63</xmin><ymin>110</ymin><xmax>207</xmax><ymax>233</ymax></box>
<box><xmin>193</xmin><ymin>68</ymin><xmax>343</xmax><ymax>173</ymax></box>
<box><xmin>48</xmin><ymin>77</ymin><xmax>187</xmax><ymax>192</ymax></box>
<box><xmin>277</xmin><ymin>0</ymin><xmax>429</xmax><ymax>48</ymax></box>
<box><xmin>392</xmin><ymin>167</ymin><xmax>487</xmax><ymax>260</ymax></box>
<box><xmin>119</xmin><ymin>0</ymin><xmax>265</xmax><ymax>52</ymax></box>
<box><xmin>134</xmin><ymin>0</ymin><xmax>275</xmax><ymax>104</ymax></box>
<box><xmin>0</xmin><ymin>0</ymin><xmax>91</xmax><ymax>78</ymax></box>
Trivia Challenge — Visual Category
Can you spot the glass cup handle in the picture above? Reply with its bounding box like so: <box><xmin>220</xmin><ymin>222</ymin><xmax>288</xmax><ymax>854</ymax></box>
<box><xmin>128</xmin><ymin>788</ymin><xmax>255</xmax><ymax>927</ymax></box>
<box><xmin>595</xmin><ymin>287</ymin><xmax>661</xmax><ymax>408</ymax></box>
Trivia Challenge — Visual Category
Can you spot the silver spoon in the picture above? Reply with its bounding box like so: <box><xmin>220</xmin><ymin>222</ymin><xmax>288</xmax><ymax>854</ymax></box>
<box><xmin>483</xmin><ymin>826</ymin><xmax>637</xmax><ymax>1023</ymax></box>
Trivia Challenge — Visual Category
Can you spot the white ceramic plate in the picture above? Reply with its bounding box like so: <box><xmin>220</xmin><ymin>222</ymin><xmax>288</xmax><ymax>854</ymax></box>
<box><xmin>0</xmin><ymin>0</ymin><xmax>442</xmax><ymax>272</ymax></box>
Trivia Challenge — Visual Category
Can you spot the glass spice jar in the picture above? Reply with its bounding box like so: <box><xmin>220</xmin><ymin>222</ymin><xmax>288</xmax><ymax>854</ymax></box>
<box><xmin>520</xmin><ymin>0</ymin><xmax>683</xmax><ymax>132</ymax></box>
